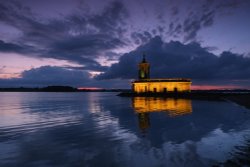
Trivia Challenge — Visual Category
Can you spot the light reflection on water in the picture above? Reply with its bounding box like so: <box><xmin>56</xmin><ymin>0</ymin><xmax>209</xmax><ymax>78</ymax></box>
<box><xmin>133</xmin><ymin>97</ymin><xmax>192</xmax><ymax>115</ymax></box>
<box><xmin>0</xmin><ymin>92</ymin><xmax>250</xmax><ymax>167</ymax></box>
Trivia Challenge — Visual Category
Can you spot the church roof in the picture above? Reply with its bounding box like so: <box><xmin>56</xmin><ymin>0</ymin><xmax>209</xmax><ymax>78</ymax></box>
<box><xmin>141</xmin><ymin>53</ymin><xmax>147</xmax><ymax>63</ymax></box>
<box><xmin>133</xmin><ymin>78</ymin><xmax>191</xmax><ymax>83</ymax></box>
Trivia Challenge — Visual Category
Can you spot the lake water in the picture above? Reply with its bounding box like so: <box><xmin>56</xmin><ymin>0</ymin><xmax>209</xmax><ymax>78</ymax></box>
<box><xmin>0</xmin><ymin>92</ymin><xmax>250</xmax><ymax>167</ymax></box>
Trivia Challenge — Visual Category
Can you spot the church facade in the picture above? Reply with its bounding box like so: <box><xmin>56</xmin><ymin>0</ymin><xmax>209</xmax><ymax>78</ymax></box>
<box><xmin>132</xmin><ymin>55</ymin><xmax>191</xmax><ymax>93</ymax></box>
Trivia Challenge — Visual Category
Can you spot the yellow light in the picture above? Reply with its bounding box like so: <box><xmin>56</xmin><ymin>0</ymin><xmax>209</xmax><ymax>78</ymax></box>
<box><xmin>132</xmin><ymin>97</ymin><xmax>192</xmax><ymax>117</ymax></box>
<box><xmin>132</xmin><ymin>81</ymin><xmax>191</xmax><ymax>93</ymax></box>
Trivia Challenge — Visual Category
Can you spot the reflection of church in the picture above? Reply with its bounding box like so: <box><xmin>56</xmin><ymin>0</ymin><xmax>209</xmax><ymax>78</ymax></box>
<box><xmin>133</xmin><ymin>97</ymin><xmax>192</xmax><ymax>117</ymax></box>
<box><xmin>132</xmin><ymin>97</ymin><xmax>192</xmax><ymax>132</ymax></box>
<box><xmin>132</xmin><ymin>54</ymin><xmax>191</xmax><ymax>93</ymax></box>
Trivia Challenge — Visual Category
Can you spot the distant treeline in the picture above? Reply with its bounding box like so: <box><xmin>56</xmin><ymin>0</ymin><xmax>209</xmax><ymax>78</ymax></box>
<box><xmin>0</xmin><ymin>86</ymin><xmax>249</xmax><ymax>93</ymax></box>
<box><xmin>0</xmin><ymin>86</ymin><xmax>130</xmax><ymax>92</ymax></box>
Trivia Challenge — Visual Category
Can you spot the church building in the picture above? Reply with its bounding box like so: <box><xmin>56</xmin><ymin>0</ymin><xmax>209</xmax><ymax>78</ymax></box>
<box><xmin>132</xmin><ymin>55</ymin><xmax>191</xmax><ymax>93</ymax></box>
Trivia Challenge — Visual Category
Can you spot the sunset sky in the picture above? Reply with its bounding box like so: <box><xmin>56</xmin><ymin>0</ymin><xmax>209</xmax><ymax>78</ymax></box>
<box><xmin>0</xmin><ymin>0</ymin><xmax>250</xmax><ymax>89</ymax></box>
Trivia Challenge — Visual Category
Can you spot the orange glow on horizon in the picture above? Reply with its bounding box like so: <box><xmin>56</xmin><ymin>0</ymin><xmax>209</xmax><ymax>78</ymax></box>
<box><xmin>191</xmin><ymin>85</ymin><xmax>244</xmax><ymax>90</ymax></box>
<box><xmin>0</xmin><ymin>73</ymin><xmax>21</xmax><ymax>79</ymax></box>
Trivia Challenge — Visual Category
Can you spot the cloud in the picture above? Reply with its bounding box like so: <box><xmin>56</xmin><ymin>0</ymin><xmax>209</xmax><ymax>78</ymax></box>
<box><xmin>0</xmin><ymin>0</ymin><xmax>129</xmax><ymax>72</ymax></box>
<box><xmin>167</xmin><ymin>0</ymin><xmax>244</xmax><ymax>42</ymax></box>
<box><xmin>0</xmin><ymin>40</ymin><xmax>23</xmax><ymax>52</ymax></box>
<box><xmin>0</xmin><ymin>66</ymin><xmax>90</xmax><ymax>87</ymax></box>
<box><xmin>0</xmin><ymin>66</ymin><xmax>131</xmax><ymax>88</ymax></box>
<box><xmin>0</xmin><ymin>0</ymin><xmax>246</xmax><ymax>61</ymax></box>
<box><xmin>130</xmin><ymin>31</ymin><xmax>153</xmax><ymax>45</ymax></box>
<box><xmin>96</xmin><ymin>36</ymin><xmax>250</xmax><ymax>82</ymax></box>
<box><xmin>0</xmin><ymin>40</ymin><xmax>37</xmax><ymax>55</ymax></box>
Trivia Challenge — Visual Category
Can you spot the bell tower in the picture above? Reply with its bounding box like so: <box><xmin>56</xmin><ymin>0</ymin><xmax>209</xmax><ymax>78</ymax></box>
<box><xmin>138</xmin><ymin>54</ymin><xmax>150</xmax><ymax>80</ymax></box>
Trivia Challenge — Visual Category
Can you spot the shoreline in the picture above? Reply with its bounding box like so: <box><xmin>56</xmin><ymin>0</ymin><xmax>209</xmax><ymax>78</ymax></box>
<box><xmin>1</xmin><ymin>88</ymin><xmax>249</xmax><ymax>109</ymax></box>
<box><xmin>118</xmin><ymin>91</ymin><xmax>250</xmax><ymax>109</ymax></box>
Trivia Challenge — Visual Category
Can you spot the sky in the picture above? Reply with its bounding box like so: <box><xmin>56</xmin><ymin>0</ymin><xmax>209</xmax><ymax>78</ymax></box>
<box><xmin>0</xmin><ymin>0</ymin><xmax>250</xmax><ymax>89</ymax></box>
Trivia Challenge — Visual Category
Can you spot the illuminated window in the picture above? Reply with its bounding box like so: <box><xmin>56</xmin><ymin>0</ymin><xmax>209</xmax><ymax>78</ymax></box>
<box><xmin>140</xmin><ymin>71</ymin><xmax>145</xmax><ymax>78</ymax></box>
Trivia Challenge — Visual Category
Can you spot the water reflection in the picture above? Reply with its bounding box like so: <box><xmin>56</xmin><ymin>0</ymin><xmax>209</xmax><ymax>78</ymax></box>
<box><xmin>1</xmin><ymin>92</ymin><xmax>250</xmax><ymax>167</ymax></box>
<box><xmin>132</xmin><ymin>97</ymin><xmax>192</xmax><ymax>116</ymax></box>
<box><xmin>137</xmin><ymin>113</ymin><xmax>150</xmax><ymax>132</ymax></box>
<box><xmin>132</xmin><ymin>97</ymin><xmax>192</xmax><ymax>132</ymax></box>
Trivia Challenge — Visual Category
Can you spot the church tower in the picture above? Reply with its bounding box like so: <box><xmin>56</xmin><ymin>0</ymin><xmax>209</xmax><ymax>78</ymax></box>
<box><xmin>138</xmin><ymin>54</ymin><xmax>150</xmax><ymax>80</ymax></box>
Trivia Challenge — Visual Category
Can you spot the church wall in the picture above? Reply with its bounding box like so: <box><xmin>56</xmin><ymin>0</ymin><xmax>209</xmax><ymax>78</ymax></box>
<box><xmin>133</xmin><ymin>81</ymin><xmax>191</xmax><ymax>93</ymax></box>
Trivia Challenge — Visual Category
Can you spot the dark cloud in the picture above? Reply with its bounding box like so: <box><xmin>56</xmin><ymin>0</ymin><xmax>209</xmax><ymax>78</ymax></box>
<box><xmin>168</xmin><ymin>0</ymin><xmax>244</xmax><ymax>42</ymax></box>
<box><xmin>171</xmin><ymin>6</ymin><xmax>179</xmax><ymax>16</ymax></box>
<box><xmin>96</xmin><ymin>36</ymin><xmax>250</xmax><ymax>82</ymax></box>
<box><xmin>0</xmin><ymin>39</ymin><xmax>108</xmax><ymax>72</ymax></box>
<box><xmin>0</xmin><ymin>40</ymin><xmax>23</xmax><ymax>52</ymax></box>
<box><xmin>130</xmin><ymin>31</ymin><xmax>152</xmax><ymax>45</ymax></box>
<box><xmin>64</xmin><ymin>65</ymin><xmax>108</xmax><ymax>72</ymax></box>
<box><xmin>87</xmin><ymin>1</ymin><xmax>128</xmax><ymax>36</ymax></box>
<box><xmin>215</xmin><ymin>0</ymin><xmax>242</xmax><ymax>9</ymax></box>
<box><xmin>0</xmin><ymin>40</ymin><xmax>38</xmax><ymax>55</ymax></box>
<box><xmin>0</xmin><ymin>66</ymin><xmax>90</xmax><ymax>87</ymax></box>
<box><xmin>0</xmin><ymin>66</ymin><xmax>130</xmax><ymax>88</ymax></box>
<box><xmin>49</xmin><ymin>34</ymin><xmax>125</xmax><ymax>57</ymax></box>
<box><xmin>0</xmin><ymin>0</ymin><xmax>129</xmax><ymax>72</ymax></box>
<box><xmin>0</xmin><ymin>0</ymin><xmax>246</xmax><ymax>60</ymax></box>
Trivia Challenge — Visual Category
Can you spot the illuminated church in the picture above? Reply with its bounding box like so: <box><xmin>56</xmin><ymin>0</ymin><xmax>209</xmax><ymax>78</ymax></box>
<box><xmin>132</xmin><ymin>54</ymin><xmax>191</xmax><ymax>93</ymax></box>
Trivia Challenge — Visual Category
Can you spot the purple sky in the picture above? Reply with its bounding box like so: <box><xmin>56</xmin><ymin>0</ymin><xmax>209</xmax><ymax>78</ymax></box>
<box><xmin>0</xmin><ymin>0</ymin><xmax>250</xmax><ymax>89</ymax></box>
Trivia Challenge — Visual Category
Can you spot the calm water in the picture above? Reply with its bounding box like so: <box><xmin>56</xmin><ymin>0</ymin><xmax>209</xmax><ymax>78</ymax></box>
<box><xmin>0</xmin><ymin>92</ymin><xmax>250</xmax><ymax>167</ymax></box>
